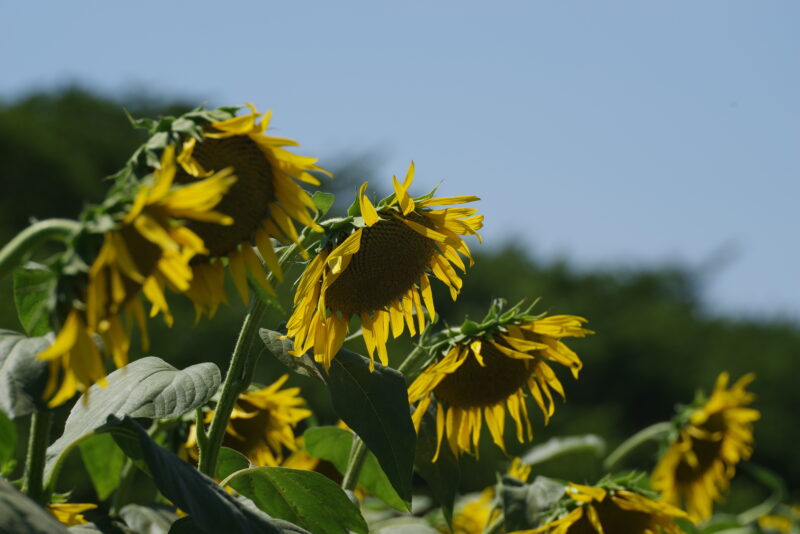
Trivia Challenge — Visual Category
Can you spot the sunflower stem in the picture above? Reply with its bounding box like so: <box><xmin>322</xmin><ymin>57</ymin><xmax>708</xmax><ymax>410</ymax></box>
<box><xmin>341</xmin><ymin>435</ymin><xmax>369</xmax><ymax>492</ymax></box>
<box><xmin>22</xmin><ymin>411</ymin><xmax>52</xmax><ymax>504</ymax></box>
<box><xmin>603</xmin><ymin>421</ymin><xmax>672</xmax><ymax>471</ymax></box>
<box><xmin>396</xmin><ymin>344</ymin><xmax>428</xmax><ymax>379</ymax></box>
<box><xmin>0</xmin><ymin>218</ymin><xmax>81</xmax><ymax>280</ymax></box>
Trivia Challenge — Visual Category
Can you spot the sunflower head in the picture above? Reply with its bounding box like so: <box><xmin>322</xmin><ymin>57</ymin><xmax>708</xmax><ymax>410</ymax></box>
<box><xmin>123</xmin><ymin>104</ymin><xmax>329</xmax><ymax>317</ymax></box>
<box><xmin>408</xmin><ymin>299</ymin><xmax>592</xmax><ymax>460</ymax></box>
<box><xmin>651</xmin><ymin>372</ymin><xmax>760</xmax><ymax>522</ymax></box>
<box><xmin>285</xmin><ymin>162</ymin><xmax>483</xmax><ymax>371</ymax></box>
<box><xmin>38</xmin><ymin>146</ymin><xmax>235</xmax><ymax>407</ymax></box>
<box><xmin>186</xmin><ymin>374</ymin><xmax>311</xmax><ymax>466</ymax></box>
<box><xmin>525</xmin><ymin>475</ymin><xmax>689</xmax><ymax>534</ymax></box>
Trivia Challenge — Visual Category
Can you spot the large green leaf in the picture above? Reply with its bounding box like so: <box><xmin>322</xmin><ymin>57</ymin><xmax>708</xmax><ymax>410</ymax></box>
<box><xmin>500</xmin><ymin>475</ymin><xmax>566</xmax><ymax>532</ymax></box>
<box><xmin>303</xmin><ymin>426</ymin><xmax>406</xmax><ymax>511</ymax></box>
<box><xmin>118</xmin><ymin>504</ymin><xmax>177</xmax><ymax>534</ymax></box>
<box><xmin>413</xmin><ymin>407</ymin><xmax>459</xmax><ymax>527</ymax></box>
<box><xmin>79</xmin><ymin>433</ymin><xmax>126</xmax><ymax>501</ymax></box>
<box><xmin>45</xmin><ymin>357</ymin><xmax>221</xmax><ymax>485</ymax></box>
<box><xmin>216</xmin><ymin>447</ymin><xmax>250</xmax><ymax>481</ymax></box>
<box><xmin>101</xmin><ymin>417</ymin><xmax>284</xmax><ymax>534</ymax></box>
<box><xmin>259</xmin><ymin>329</ymin><xmax>416</xmax><ymax>505</ymax></box>
<box><xmin>0</xmin><ymin>478</ymin><xmax>70</xmax><ymax>534</ymax></box>
<box><xmin>0</xmin><ymin>330</ymin><xmax>51</xmax><ymax>417</ymax></box>
<box><xmin>0</xmin><ymin>409</ymin><xmax>16</xmax><ymax>475</ymax></box>
<box><xmin>226</xmin><ymin>466</ymin><xmax>368</xmax><ymax>534</ymax></box>
<box><xmin>13</xmin><ymin>262</ymin><xmax>57</xmax><ymax>338</ymax></box>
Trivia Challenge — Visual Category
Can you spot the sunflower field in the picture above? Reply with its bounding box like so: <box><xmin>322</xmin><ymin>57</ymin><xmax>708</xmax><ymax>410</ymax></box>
<box><xmin>0</xmin><ymin>91</ymin><xmax>797</xmax><ymax>534</ymax></box>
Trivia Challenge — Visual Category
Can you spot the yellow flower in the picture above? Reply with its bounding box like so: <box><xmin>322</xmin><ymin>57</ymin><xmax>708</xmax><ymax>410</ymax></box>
<box><xmin>409</xmin><ymin>304</ymin><xmax>591</xmax><ymax>459</ymax></box>
<box><xmin>758</xmin><ymin>514</ymin><xmax>793</xmax><ymax>533</ymax></box>
<box><xmin>513</xmin><ymin>483</ymin><xmax>689</xmax><ymax>534</ymax></box>
<box><xmin>286</xmin><ymin>163</ymin><xmax>482</xmax><ymax>370</ymax></box>
<box><xmin>187</xmin><ymin>374</ymin><xmax>311</xmax><ymax>466</ymax></box>
<box><xmin>39</xmin><ymin>146</ymin><xmax>235</xmax><ymax>406</ymax></box>
<box><xmin>46</xmin><ymin>502</ymin><xmax>97</xmax><ymax>526</ymax></box>
<box><xmin>651</xmin><ymin>372</ymin><xmax>760</xmax><ymax>522</ymax></box>
<box><xmin>174</xmin><ymin>104</ymin><xmax>329</xmax><ymax>317</ymax></box>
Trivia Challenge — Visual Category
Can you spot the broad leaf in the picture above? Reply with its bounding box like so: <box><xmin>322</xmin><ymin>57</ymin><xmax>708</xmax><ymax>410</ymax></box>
<box><xmin>325</xmin><ymin>348</ymin><xmax>416</xmax><ymax>506</ymax></box>
<box><xmin>259</xmin><ymin>329</ymin><xmax>326</xmax><ymax>382</ymax></box>
<box><xmin>119</xmin><ymin>504</ymin><xmax>177</xmax><ymax>534</ymax></box>
<box><xmin>0</xmin><ymin>478</ymin><xmax>70</xmax><ymax>533</ymax></box>
<box><xmin>0</xmin><ymin>330</ymin><xmax>51</xmax><ymax>417</ymax></box>
<box><xmin>13</xmin><ymin>262</ymin><xmax>56</xmax><ymax>338</ymax></box>
<box><xmin>303</xmin><ymin>426</ymin><xmax>406</xmax><ymax>511</ymax></box>
<box><xmin>45</xmin><ymin>357</ymin><xmax>221</xmax><ymax>485</ymax></box>
<box><xmin>500</xmin><ymin>475</ymin><xmax>566</xmax><ymax>531</ymax></box>
<box><xmin>227</xmin><ymin>466</ymin><xmax>368</xmax><ymax>534</ymax></box>
<box><xmin>79</xmin><ymin>434</ymin><xmax>126</xmax><ymax>500</ymax></box>
<box><xmin>311</xmin><ymin>191</ymin><xmax>336</xmax><ymax>217</ymax></box>
<box><xmin>102</xmin><ymin>417</ymin><xmax>284</xmax><ymax>534</ymax></box>
<box><xmin>413</xmin><ymin>407</ymin><xmax>459</xmax><ymax>527</ymax></box>
<box><xmin>217</xmin><ymin>447</ymin><xmax>251</xmax><ymax>481</ymax></box>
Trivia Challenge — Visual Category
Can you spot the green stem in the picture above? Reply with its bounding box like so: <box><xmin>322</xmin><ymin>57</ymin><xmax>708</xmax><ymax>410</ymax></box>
<box><xmin>22</xmin><ymin>411</ymin><xmax>52</xmax><ymax>504</ymax></box>
<box><xmin>396</xmin><ymin>345</ymin><xmax>427</xmax><ymax>379</ymax></box>
<box><xmin>603</xmin><ymin>421</ymin><xmax>672</xmax><ymax>471</ymax></box>
<box><xmin>0</xmin><ymin>219</ymin><xmax>81</xmax><ymax>280</ymax></box>
<box><xmin>341</xmin><ymin>436</ymin><xmax>368</xmax><ymax>491</ymax></box>
<box><xmin>482</xmin><ymin>516</ymin><xmax>504</xmax><ymax>534</ymax></box>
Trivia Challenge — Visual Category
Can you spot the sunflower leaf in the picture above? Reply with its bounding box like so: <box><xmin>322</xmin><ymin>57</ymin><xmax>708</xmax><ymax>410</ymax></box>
<box><xmin>0</xmin><ymin>478</ymin><xmax>70</xmax><ymax>533</ymax></box>
<box><xmin>259</xmin><ymin>329</ymin><xmax>326</xmax><ymax>383</ymax></box>
<box><xmin>44</xmin><ymin>357</ymin><xmax>221</xmax><ymax>486</ymax></box>
<box><xmin>520</xmin><ymin>434</ymin><xmax>606</xmax><ymax>466</ymax></box>
<box><xmin>99</xmin><ymin>416</ymin><xmax>285</xmax><ymax>534</ymax></box>
<box><xmin>326</xmin><ymin>348</ymin><xmax>416</xmax><ymax>507</ymax></box>
<box><xmin>78</xmin><ymin>433</ymin><xmax>126</xmax><ymax>501</ymax></box>
<box><xmin>118</xmin><ymin>504</ymin><xmax>178</xmax><ymax>534</ymax></box>
<box><xmin>303</xmin><ymin>426</ymin><xmax>407</xmax><ymax>511</ymax></box>
<box><xmin>217</xmin><ymin>447</ymin><xmax>251</xmax><ymax>481</ymax></box>
<box><xmin>0</xmin><ymin>330</ymin><xmax>51</xmax><ymax>418</ymax></box>
<box><xmin>311</xmin><ymin>192</ymin><xmax>336</xmax><ymax>218</ymax></box>
<box><xmin>225</xmin><ymin>466</ymin><xmax>368</xmax><ymax>534</ymax></box>
<box><xmin>13</xmin><ymin>262</ymin><xmax>56</xmax><ymax>338</ymax></box>
<box><xmin>500</xmin><ymin>475</ymin><xmax>567</xmax><ymax>531</ymax></box>
<box><xmin>413</xmin><ymin>407</ymin><xmax>459</xmax><ymax>528</ymax></box>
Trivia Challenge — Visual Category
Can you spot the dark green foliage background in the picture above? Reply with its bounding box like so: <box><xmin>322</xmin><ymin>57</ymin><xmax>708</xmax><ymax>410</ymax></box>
<box><xmin>1</xmin><ymin>88</ymin><xmax>797</xmax><ymax>507</ymax></box>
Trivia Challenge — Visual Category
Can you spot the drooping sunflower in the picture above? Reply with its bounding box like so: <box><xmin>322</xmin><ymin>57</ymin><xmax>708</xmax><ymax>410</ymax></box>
<box><xmin>512</xmin><ymin>480</ymin><xmax>689</xmax><ymax>534</ymax></box>
<box><xmin>186</xmin><ymin>374</ymin><xmax>311</xmax><ymax>466</ymax></box>
<box><xmin>409</xmin><ymin>300</ymin><xmax>591</xmax><ymax>459</ymax></box>
<box><xmin>46</xmin><ymin>503</ymin><xmax>98</xmax><ymax>526</ymax></box>
<box><xmin>651</xmin><ymin>372</ymin><xmax>760</xmax><ymax>522</ymax></box>
<box><xmin>285</xmin><ymin>162</ymin><xmax>482</xmax><ymax>370</ymax></box>
<box><xmin>38</xmin><ymin>145</ymin><xmax>235</xmax><ymax>406</ymax></box>
<box><xmin>129</xmin><ymin>103</ymin><xmax>329</xmax><ymax>317</ymax></box>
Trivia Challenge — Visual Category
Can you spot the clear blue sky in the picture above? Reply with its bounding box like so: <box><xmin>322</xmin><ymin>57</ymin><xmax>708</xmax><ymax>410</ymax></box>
<box><xmin>2</xmin><ymin>1</ymin><xmax>798</xmax><ymax>320</ymax></box>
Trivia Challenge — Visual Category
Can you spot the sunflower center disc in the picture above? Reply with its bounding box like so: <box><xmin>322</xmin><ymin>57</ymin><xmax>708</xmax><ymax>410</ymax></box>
<box><xmin>433</xmin><ymin>340</ymin><xmax>531</xmax><ymax>408</ymax></box>
<box><xmin>175</xmin><ymin>136</ymin><xmax>274</xmax><ymax>258</ymax></box>
<box><xmin>567</xmin><ymin>499</ymin><xmax>654</xmax><ymax>534</ymax></box>
<box><xmin>325</xmin><ymin>216</ymin><xmax>435</xmax><ymax>316</ymax></box>
<box><xmin>117</xmin><ymin>224</ymin><xmax>162</xmax><ymax>301</ymax></box>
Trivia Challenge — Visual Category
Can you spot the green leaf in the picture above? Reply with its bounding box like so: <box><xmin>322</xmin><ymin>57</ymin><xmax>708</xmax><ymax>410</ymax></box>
<box><xmin>118</xmin><ymin>504</ymin><xmax>177</xmax><ymax>534</ymax></box>
<box><xmin>311</xmin><ymin>192</ymin><xmax>336</xmax><ymax>217</ymax></box>
<box><xmin>521</xmin><ymin>435</ymin><xmax>606</xmax><ymax>466</ymax></box>
<box><xmin>78</xmin><ymin>434</ymin><xmax>125</xmax><ymax>501</ymax></box>
<box><xmin>500</xmin><ymin>475</ymin><xmax>566</xmax><ymax>532</ymax></box>
<box><xmin>303</xmin><ymin>426</ymin><xmax>406</xmax><ymax>511</ymax></box>
<box><xmin>413</xmin><ymin>407</ymin><xmax>459</xmax><ymax>527</ymax></box>
<box><xmin>217</xmin><ymin>447</ymin><xmax>251</xmax><ymax>481</ymax></box>
<box><xmin>0</xmin><ymin>330</ymin><xmax>51</xmax><ymax>417</ymax></box>
<box><xmin>0</xmin><ymin>478</ymin><xmax>70</xmax><ymax>533</ymax></box>
<box><xmin>45</xmin><ymin>357</ymin><xmax>221</xmax><ymax>486</ymax></box>
<box><xmin>326</xmin><ymin>348</ymin><xmax>417</xmax><ymax>506</ymax></box>
<box><xmin>0</xmin><ymin>409</ymin><xmax>16</xmax><ymax>474</ymax></box>
<box><xmin>226</xmin><ymin>466</ymin><xmax>368</xmax><ymax>534</ymax></box>
<box><xmin>259</xmin><ymin>329</ymin><xmax>326</xmax><ymax>383</ymax></box>
<box><xmin>102</xmin><ymin>417</ymin><xmax>284</xmax><ymax>534</ymax></box>
<box><xmin>13</xmin><ymin>263</ymin><xmax>56</xmax><ymax>338</ymax></box>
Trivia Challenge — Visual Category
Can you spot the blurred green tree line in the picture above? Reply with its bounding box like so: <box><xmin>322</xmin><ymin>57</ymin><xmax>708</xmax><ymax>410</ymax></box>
<box><xmin>1</xmin><ymin>88</ymin><xmax>797</xmax><ymax>503</ymax></box>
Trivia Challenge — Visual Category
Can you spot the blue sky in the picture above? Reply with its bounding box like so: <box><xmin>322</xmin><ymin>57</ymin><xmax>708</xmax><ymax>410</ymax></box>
<box><xmin>2</xmin><ymin>1</ymin><xmax>798</xmax><ymax>319</ymax></box>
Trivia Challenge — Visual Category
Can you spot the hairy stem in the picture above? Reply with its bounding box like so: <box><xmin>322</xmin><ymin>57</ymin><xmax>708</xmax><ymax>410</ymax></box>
<box><xmin>603</xmin><ymin>421</ymin><xmax>671</xmax><ymax>471</ymax></box>
<box><xmin>341</xmin><ymin>436</ymin><xmax>368</xmax><ymax>491</ymax></box>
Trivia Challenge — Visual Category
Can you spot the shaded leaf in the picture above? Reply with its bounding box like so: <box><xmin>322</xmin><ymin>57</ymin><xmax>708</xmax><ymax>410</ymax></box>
<box><xmin>217</xmin><ymin>447</ymin><xmax>250</xmax><ymax>481</ymax></box>
<box><xmin>118</xmin><ymin>504</ymin><xmax>177</xmax><ymax>534</ymax></box>
<box><xmin>259</xmin><ymin>329</ymin><xmax>326</xmax><ymax>382</ymax></box>
<box><xmin>326</xmin><ymin>348</ymin><xmax>416</xmax><ymax>506</ymax></box>
<box><xmin>79</xmin><ymin>434</ymin><xmax>126</xmax><ymax>500</ymax></box>
<box><xmin>311</xmin><ymin>192</ymin><xmax>336</xmax><ymax>217</ymax></box>
<box><xmin>0</xmin><ymin>478</ymin><xmax>69</xmax><ymax>534</ymax></box>
<box><xmin>500</xmin><ymin>475</ymin><xmax>566</xmax><ymax>532</ymax></box>
<box><xmin>303</xmin><ymin>426</ymin><xmax>406</xmax><ymax>511</ymax></box>
<box><xmin>102</xmin><ymin>417</ymin><xmax>283</xmax><ymax>534</ymax></box>
<box><xmin>413</xmin><ymin>407</ymin><xmax>459</xmax><ymax>527</ymax></box>
<box><xmin>0</xmin><ymin>330</ymin><xmax>51</xmax><ymax>417</ymax></box>
<box><xmin>45</xmin><ymin>357</ymin><xmax>221</xmax><ymax>485</ymax></box>
<box><xmin>13</xmin><ymin>262</ymin><xmax>56</xmax><ymax>338</ymax></box>
<box><xmin>227</xmin><ymin>466</ymin><xmax>368</xmax><ymax>534</ymax></box>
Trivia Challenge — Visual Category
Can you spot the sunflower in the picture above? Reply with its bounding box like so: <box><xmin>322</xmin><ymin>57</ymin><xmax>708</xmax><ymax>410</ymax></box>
<box><xmin>513</xmin><ymin>481</ymin><xmax>689</xmax><ymax>534</ymax></box>
<box><xmin>186</xmin><ymin>374</ymin><xmax>311</xmax><ymax>466</ymax></box>
<box><xmin>38</xmin><ymin>145</ymin><xmax>235</xmax><ymax>406</ymax></box>
<box><xmin>409</xmin><ymin>301</ymin><xmax>591</xmax><ymax>459</ymax></box>
<box><xmin>285</xmin><ymin>162</ymin><xmax>482</xmax><ymax>370</ymax></box>
<box><xmin>161</xmin><ymin>104</ymin><xmax>329</xmax><ymax>317</ymax></box>
<box><xmin>651</xmin><ymin>372</ymin><xmax>760</xmax><ymax>522</ymax></box>
<box><xmin>46</xmin><ymin>503</ymin><xmax>97</xmax><ymax>526</ymax></box>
